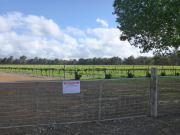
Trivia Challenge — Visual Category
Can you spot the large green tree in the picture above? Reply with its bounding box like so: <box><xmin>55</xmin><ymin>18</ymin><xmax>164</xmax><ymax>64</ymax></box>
<box><xmin>113</xmin><ymin>0</ymin><xmax>180</xmax><ymax>54</ymax></box>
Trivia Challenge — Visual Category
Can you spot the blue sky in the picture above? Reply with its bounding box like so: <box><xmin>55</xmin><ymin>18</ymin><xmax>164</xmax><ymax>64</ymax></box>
<box><xmin>0</xmin><ymin>0</ymin><xmax>116</xmax><ymax>28</ymax></box>
<box><xmin>0</xmin><ymin>0</ymin><xmax>152</xmax><ymax>59</ymax></box>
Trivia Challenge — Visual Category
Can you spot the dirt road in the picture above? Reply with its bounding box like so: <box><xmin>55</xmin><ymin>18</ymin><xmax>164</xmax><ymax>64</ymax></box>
<box><xmin>0</xmin><ymin>72</ymin><xmax>56</xmax><ymax>82</ymax></box>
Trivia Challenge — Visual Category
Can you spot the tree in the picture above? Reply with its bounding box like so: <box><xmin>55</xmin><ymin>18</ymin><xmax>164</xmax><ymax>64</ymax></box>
<box><xmin>7</xmin><ymin>56</ymin><xmax>14</xmax><ymax>64</ymax></box>
<box><xmin>123</xmin><ymin>56</ymin><xmax>135</xmax><ymax>65</ymax></box>
<box><xmin>113</xmin><ymin>0</ymin><xmax>180</xmax><ymax>54</ymax></box>
<box><xmin>153</xmin><ymin>55</ymin><xmax>170</xmax><ymax>65</ymax></box>
<box><xmin>169</xmin><ymin>50</ymin><xmax>180</xmax><ymax>65</ymax></box>
<box><xmin>110</xmin><ymin>57</ymin><xmax>122</xmax><ymax>65</ymax></box>
<box><xmin>19</xmin><ymin>56</ymin><xmax>27</xmax><ymax>64</ymax></box>
<box><xmin>135</xmin><ymin>56</ymin><xmax>152</xmax><ymax>65</ymax></box>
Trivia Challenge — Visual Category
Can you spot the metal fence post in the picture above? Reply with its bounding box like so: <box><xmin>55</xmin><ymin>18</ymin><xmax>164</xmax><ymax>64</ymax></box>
<box><xmin>98</xmin><ymin>80</ymin><xmax>103</xmax><ymax>120</ymax></box>
<box><xmin>35</xmin><ymin>82</ymin><xmax>39</xmax><ymax>124</ymax></box>
<box><xmin>150</xmin><ymin>68</ymin><xmax>158</xmax><ymax>117</ymax></box>
<box><xmin>64</xmin><ymin>64</ymin><xmax>66</xmax><ymax>80</ymax></box>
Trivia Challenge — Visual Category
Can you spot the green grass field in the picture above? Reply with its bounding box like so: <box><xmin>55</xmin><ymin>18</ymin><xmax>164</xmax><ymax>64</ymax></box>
<box><xmin>0</xmin><ymin>64</ymin><xmax>180</xmax><ymax>80</ymax></box>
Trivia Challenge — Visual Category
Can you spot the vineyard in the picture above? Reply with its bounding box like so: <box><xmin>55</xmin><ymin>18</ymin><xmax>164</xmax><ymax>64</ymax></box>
<box><xmin>0</xmin><ymin>64</ymin><xmax>180</xmax><ymax>80</ymax></box>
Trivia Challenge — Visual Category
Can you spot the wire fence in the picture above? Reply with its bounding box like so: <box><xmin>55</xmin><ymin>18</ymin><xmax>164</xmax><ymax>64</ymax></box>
<box><xmin>0</xmin><ymin>76</ymin><xmax>179</xmax><ymax>129</ymax></box>
<box><xmin>158</xmin><ymin>76</ymin><xmax>180</xmax><ymax>116</ymax></box>
<box><xmin>0</xmin><ymin>78</ymin><xmax>150</xmax><ymax>128</ymax></box>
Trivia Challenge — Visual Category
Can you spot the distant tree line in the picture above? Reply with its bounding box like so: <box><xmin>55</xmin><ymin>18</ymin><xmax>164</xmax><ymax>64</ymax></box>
<box><xmin>0</xmin><ymin>51</ymin><xmax>179</xmax><ymax>65</ymax></box>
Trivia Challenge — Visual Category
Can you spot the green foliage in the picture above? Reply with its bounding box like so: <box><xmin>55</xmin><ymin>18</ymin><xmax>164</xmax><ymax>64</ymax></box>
<box><xmin>175</xmin><ymin>73</ymin><xmax>180</xmax><ymax>76</ymax></box>
<box><xmin>0</xmin><ymin>64</ymin><xmax>180</xmax><ymax>80</ymax></box>
<box><xmin>127</xmin><ymin>70</ymin><xmax>134</xmax><ymax>78</ymax></box>
<box><xmin>74</xmin><ymin>71</ymin><xmax>82</xmax><ymax>80</ymax></box>
<box><xmin>123</xmin><ymin>56</ymin><xmax>135</xmax><ymax>65</ymax></box>
<box><xmin>105</xmin><ymin>73</ymin><xmax>112</xmax><ymax>79</ymax></box>
<box><xmin>113</xmin><ymin>0</ymin><xmax>180</xmax><ymax>54</ymax></box>
<box><xmin>146</xmin><ymin>72</ymin><xmax>151</xmax><ymax>78</ymax></box>
<box><xmin>19</xmin><ymin>55</ymin><xmax>27</xmax><ymax>64</ymax></box>
<box><xmin>1</xmin><ymin>53</ymin><xmax>180</xmax><ymax>65</ymax></box>
<box><xmin>161</xmin><ymin>72</ymin><xmax>166</xmax><ymax>76</ymax></box>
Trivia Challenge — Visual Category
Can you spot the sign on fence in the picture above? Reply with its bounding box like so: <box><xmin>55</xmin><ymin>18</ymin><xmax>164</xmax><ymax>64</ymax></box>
<box><xmin>63</xmin><ymin>81</ymin><xmax>80</xmax><ymax>94</ymax></box>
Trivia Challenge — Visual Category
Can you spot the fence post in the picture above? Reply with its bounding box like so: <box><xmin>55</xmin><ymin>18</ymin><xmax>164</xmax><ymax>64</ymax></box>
<box><xmin>64</xmin><ymin>64</ymin><xmax>66</xmax><ymax>80</ymax></box>
<box><xmin>150</xmin><ymin>68</ymin><xmax>158</xmax><ymax>117</ymax></box>
<box><xmin>98</xmin><ymin>80</ymin><xmax>103</xmax><ymax>120</ymax></box>
<box><xmin>35</xmin><ymin>82</ymin><xmax>39</xmax><ymax>124</ymax></box>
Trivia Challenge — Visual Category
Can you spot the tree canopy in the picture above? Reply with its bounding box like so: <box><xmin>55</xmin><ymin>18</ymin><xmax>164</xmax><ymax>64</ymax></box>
<box><xmin>113</xmin><ymin>0</ymin><xmax>180</xmax><ymax>54</ymax></box>
<box><xmin>0</xmin><ymin>52</ymin><xmax>180</xmax><ymax>65</ymax></box>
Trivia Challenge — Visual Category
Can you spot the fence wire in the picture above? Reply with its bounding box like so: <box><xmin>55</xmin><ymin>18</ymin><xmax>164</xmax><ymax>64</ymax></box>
<box><xmin>0</xmin><ymin>78</ymin><xmax>150</xmax><ymax>128</ymax></box>
<box><xmin>158</xmin><ymin>77</ymin><xmax>180</xmax><ymax>116</ymax></box>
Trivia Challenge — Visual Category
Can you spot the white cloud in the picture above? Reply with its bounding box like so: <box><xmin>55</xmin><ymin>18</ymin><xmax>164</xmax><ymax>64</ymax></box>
<box><xmin>96</xmin><ymin>18</ymin><xmax>109</xmax><ymax>28</ymax></box>
<box><xmin>24</xmin><ymin>15</ymin><xmax>63</xmax><ymax>39</ymax></box>
<box><xmin>0</xmin><ymin>16</ymin><xmax>10</xmax><ymax>32</ymax></box>
<box><xmin>0</xmin><ymin>12</ymin><xmax>152</xmax><ymax>59</ymax></box>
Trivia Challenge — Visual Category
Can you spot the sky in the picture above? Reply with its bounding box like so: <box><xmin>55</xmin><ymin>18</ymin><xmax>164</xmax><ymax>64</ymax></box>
<box><xmin>0</xmin><ymin>0</ymin><xmax>152</xmax><ymax>59</ymax></box>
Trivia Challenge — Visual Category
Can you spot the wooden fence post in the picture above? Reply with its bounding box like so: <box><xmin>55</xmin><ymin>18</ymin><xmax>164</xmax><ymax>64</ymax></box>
<box><xmin>150</xmin><ymin>68</ymin><xmax>158</xmax><ymax>117</ymax></box>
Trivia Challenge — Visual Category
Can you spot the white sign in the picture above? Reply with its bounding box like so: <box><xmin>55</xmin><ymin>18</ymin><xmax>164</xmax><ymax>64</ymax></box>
<box><xmin>63</xmin><ymin>81</ymin><xmax>80</xmax><ymax>94</ymax></box>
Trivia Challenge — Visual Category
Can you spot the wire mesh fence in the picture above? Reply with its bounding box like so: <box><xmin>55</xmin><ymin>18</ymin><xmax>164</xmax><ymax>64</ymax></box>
<box><xmin>0</xmin><ymin>78</ymin><xmax>150</xmax><ymax>128</ymax></box>
<box><xmin>0</xmin><ymin>76</ymin><xmax>179</xmax><ymax>129</ymax></box>
<box><xmin>100</xmin><ymin>79</ymin><xmax>150</xmax><ymax>119</ymax></box>
<box><xmin>158</xmin><ymin>77</ymin><xmax>180</xmax><ymax>116</ymax></box>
